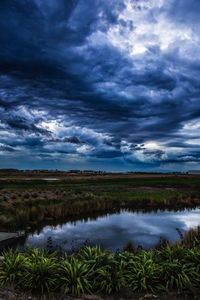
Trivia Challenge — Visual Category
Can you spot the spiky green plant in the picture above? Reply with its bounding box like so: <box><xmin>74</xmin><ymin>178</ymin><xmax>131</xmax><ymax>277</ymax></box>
<box><xmin>24</xmin><ymin>246</ymin><xmax>57</xmax><ymax>262</ymax></box>
<box><xmin>78</xmin><ymin>246</ymin><xmax>125</xmax><ymax>294</ymax></box>
<box><xmin>0</xmin><ymin>249</ymin><xmax>27</xmax><ymax>286</ymax></box>
<box><xmin>119</xmin><ymin>250</ymin><xmax>135</xmax><ymax>263</ymax></box>
<box><xmin>184</xmin><ymin>247</ymin><xmax>200</xmax><ymax>288</ymax></box>
<box><xmin>93</xmin><ymin>259</ymin><xmax>125</xmax><ymax>294</ymax></box>
<box><xmin>59</xmin><ymin>256</ymin><xmax>92</xmax><ymax>295</ymax></box>
<box><xmin>0</xmin><ymin>243</ymin><xmax>200</xmax><ymax>295</ymax></box>
<box><xmin>157</xmin><ymin>244</ymin><xmax>187</xmax><ymax>262</ymax></box>
<box><xmin>78</xmin><ymin>246</ymin><xmax>112</xmax><ymax>270</ymax></box>
<box><xmin>162</xmin><ymin>259</ymin><xmax>196</xmax><ymax>292</ymax></box>
<box><xmin>186</xmin><ymin>246</ymin><xmax>200</xmax><ymax>265</ymax></box>
<box><xmin>21</xmin><ymin>256</ymin><xmax>58</xmax><ymax>293</ymax></box>
<box><xmin>78</xmin><ymin>245</ymin><xmax>103</xmax><ymax>264</ymax></box>
<box><xmin>124</xmin><ymin>251</ymin><xmax>164</xmax><ymax>292</ymax></box>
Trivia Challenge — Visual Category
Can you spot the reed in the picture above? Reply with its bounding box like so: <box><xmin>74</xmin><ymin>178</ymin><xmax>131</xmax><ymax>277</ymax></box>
<box><xmin>182</xmin><ymin>226</ymin><xmax>200</xmax><ymax>247</ymax></box>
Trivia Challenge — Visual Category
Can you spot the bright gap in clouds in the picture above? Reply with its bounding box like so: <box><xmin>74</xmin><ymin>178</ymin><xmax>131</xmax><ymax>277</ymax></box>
<box><xmin>105</xmin><ymin>0</ymin><xmax>194</xmax><ymax>57</ymax></box>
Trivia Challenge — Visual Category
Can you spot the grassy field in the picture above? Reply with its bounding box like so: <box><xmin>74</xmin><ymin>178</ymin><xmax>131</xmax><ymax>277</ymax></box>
<box><xmin>0</xmin><ymin>173</ymin><xmax>200</xmax><ymax>231</ymax></box>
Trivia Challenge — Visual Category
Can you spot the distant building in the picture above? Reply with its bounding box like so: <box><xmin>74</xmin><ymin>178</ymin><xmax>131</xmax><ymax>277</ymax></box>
<box><xmin>188</xmin><ymin>170</ymin><xmax>200</xmax><ymax>175</ymax></box>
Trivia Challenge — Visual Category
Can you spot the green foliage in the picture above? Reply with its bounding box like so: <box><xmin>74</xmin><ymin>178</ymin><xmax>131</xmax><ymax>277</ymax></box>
<box><xmin>186</xmin><ymin>246</ymin><xmax>200</xmax><ymax>265</ymax></box>
<box><xmin>0</xmin><ymin>244</ymin><xmax>200</xmax><ymax>295</ymax></box>
<box><xmin>94</xmin><ymin>259</ymin><xmax>125</xmax><ymax>294</ymax></box>
<box><xmin>124</xmin><ymin>251</ymin><xmax>164</xmax><ymax>292</ymax></box>
<box><xmin>24</xmin><ymin>246</ymin><xmax>56</xmax><ymax>261</ymax></box>
<box><xmin>22</xmin><ymin>256</ymin><xmax>58</xmax><ymax>293</ymax></box>
<box><xmin>184</xmin><ymin>247</ymin><xmax>200</xmax><ymax>287</ymax></box>
<box><xmin>78</xmin><ymin>245</ymin><xmax>103</xmax><ymax>262</ymax></box>
<box><xmin>156</xmin><ymin>244</ymin><xmax>187</xmax><ymax>262</ymax></box>
<box><xmin>21</xmin><ymin>247</ymin><xmax>58</xmax><ymax>293</ymax></box>
<box><xmin>1</xmin><ymin>174</ymin><xmax>200</xmax><ymax>231</ymax></box>
<box><xmin>0</xmin><ymin>249</ymin><xmax>27</xmax><ymax>286</ymax></box>
<box><xmin>162</xmin><ymin>259</ymin><xmax>194</xmax><ymax>292</ymax></box>
<box><xmin>78</xmin><ymin>246</ymin><xmax>125</xmax><ymax>294</ymax></box>
<box><xmin>59</xmin><ymin>255</ymin><xmax>92</xmax><ymax>295</ymax></box>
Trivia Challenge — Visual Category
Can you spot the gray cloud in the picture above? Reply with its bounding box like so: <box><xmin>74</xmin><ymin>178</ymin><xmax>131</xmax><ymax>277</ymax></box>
<box><xmin>0</xmin><ymin>0</ymin><xmax>200</xmax><ymax>171</ymax></box>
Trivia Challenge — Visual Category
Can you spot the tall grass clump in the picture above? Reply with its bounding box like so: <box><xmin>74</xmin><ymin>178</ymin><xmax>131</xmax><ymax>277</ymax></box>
<box><xmin>59</xmin><ymin>255</ymin><xmax>92</xmax><ymax>295</ymax></box>
<box><xmin>122</xmin><ymin>251</ymin><xmax>164</xmax><ymax>292</ymax></box>
<box><xmin>182</xmin><ymin>226</ymin><xmax>200</xmax><ymax>247</ymax></box>
<box><xmin>77</xmin><ymin>246</ymin><xmax>124</xmax><ymax>294</ymax></box>
<box><xmin>162</xmin><ymin>258</ymin><xmax>194</xmax><ymax>292</ymax></box>
<box><xmin>0</xmin><ymin>249</ymin><xmax>27</xmax><ymax>286</ymax></box>
<box><xmin>22</xmin><ymin>255</ymin><xmax>58</xmax><ymax>293</ymax></box>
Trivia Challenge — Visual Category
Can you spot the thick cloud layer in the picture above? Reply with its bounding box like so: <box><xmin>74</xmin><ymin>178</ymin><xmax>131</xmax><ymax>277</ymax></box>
<box><xmin>0</xmin><ymin>0</ymin><xmax>200</xmax><ymax>171</ymax></box>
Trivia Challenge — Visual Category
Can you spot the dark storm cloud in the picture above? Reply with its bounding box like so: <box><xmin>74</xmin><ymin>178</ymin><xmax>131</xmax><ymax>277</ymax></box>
<box><xmin>91</xmin><ymin>150</ymin><xmax>123</xmax><ymax>159</ymax></box>
<box><xmin>143</xmin><ymin>149</ymin><xmax>165</xmax><ymax>159</ymax></box>
<box><xmin>0</xmin><ymin>145</ymin><xmax>16</xmax><ymax>152</ymax></box>
<box><xmin>0</xmin><ymin>0</ymin><xmax>200</xmax><ymax>170</ymax></box>
<box><xmin>5</xmin><ymin>116</ymin><xmax>50</xmax><ymax>135</ymax></box>
<box><xmin>9</xmin><ymin>137</ymin><xmax>44</xmax><ymax>148</ymax></box>
<box><xmin>49</xmin><ymin>136</ymin><xmax>85</xmax><ymax>144</ymax></box>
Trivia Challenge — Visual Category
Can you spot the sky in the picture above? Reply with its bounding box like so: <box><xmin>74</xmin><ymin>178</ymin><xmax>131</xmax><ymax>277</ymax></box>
<box><xmin>0</xmin><ymin>0</ymin><xmax>200</xmax><ymax>172</ymax></box>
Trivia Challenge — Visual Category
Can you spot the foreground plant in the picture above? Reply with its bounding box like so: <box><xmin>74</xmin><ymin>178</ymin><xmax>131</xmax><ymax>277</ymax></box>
<box><xmin>162</xmin><ymin>259</ymin><xmax>195</xmax><ymax>292</ymax></box>
<box><xmin>59</xmin><ymin>255</ymin><xmax>92</xmax><ymax>295</ymax></box>
<box><xmin>0</xmin><ymin>249</ymin><xmax>27</xmax><ymax>286</ymax></box>
<box><xmin>157</xmin><ymin>244</ymin><xmax>188</xmax><ymax>261</ymax></box>
<box><xmin>94</xmin><ymin>259</ymin><xmax>125</xmax><ymax>294</ymax></box>
<box><xmin>124</xmin><ymin>251</ymin><xmax>164</xmax><ymax>292</ymax></box>
<box><xmin>21</xmin><ymin>247</ymin><xmax>58</xmax><ymax>293</ymax></box>
<box><xmin>78</xmin><ymin>246</ymin><xmax>125</xmax><ymax>294</ymax></box>
<box><xmin>184</xmin><ymin>247</ymin><xmax>200</xmax><ymax>288</ymax></box>
<box><xmin>0</xmin><ymin>242</ymin><xmax>200</xmax><ymax>296</ymax></box>
<box><xmin>22</xmin><ymin>257</ymin><xmax>57</xmax><ymax>293</ymax></box>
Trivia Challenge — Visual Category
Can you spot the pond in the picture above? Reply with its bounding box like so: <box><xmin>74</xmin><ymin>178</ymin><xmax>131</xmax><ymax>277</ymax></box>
<box><xmin>41</xmin><ymin>178</ymin><xmax>59</xmax><ymax>181</ymax></box>
<box><xmin>17</xmin><ymin>208</ymin><xmax>200</xmax><ymax>252</ymax></box>
<box><xmin>23</xmin><ymin>178</ymin><xmax>59</xmax><ymax>181</ymax></box>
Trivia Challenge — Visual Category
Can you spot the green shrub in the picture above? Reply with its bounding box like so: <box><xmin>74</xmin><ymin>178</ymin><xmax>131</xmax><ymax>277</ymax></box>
<box><xmin>184</xmin><ymin>247</ymin><xmax>200</xmax><ymax>288</ymax></box>
<box><xmin>78</xmin><ymin>246</ymin><xmax>125</xmax><ymax>294</ymax></box>
<box><xmin>59</xmin><ymin>256</ymin><xmax>92</xmax><ymax>295</ymax></box>
<box><xmin>0</xmin><ymin>244</ymin><xmax>200</xmax><ymax>295</ymax></box>
<box><xmin>157</xmin><ymin>244</ymin><xmax>187</xmax><ymax>262</ymax></box>
<box><xmin>0</xmin><ymin>249</ymin><xmax>27</xmax><ymax>286</ymax></box>
<box><xmin>162</xmin><ymin>259</ymin><xmax>195</xmax><ymax>292</ymax></box>
<box><xmin>22</xmin><ymin>256</ymin><xmax>58</xmax><ymax>293</ymax></box>
<box><xmin>93</xmin><ymin>259</ymin><xmax>125</xmax><ymax>294</ymax></box>
<box><xmin>124</xmin><ymin>251</ymin><xmax>164</xmax><ymax>292</ymax></box>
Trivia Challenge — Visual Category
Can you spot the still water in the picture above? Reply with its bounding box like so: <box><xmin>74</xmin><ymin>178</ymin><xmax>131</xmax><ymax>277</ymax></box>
<box><xmin>41</xmin><ymin>178</ymin><xmax>59</xmax><ymax>181</ymax></box>
<box><xmin>21</xmin><ymin>208</ymin><xmax>200</xmax><ymax>251</ymax></box>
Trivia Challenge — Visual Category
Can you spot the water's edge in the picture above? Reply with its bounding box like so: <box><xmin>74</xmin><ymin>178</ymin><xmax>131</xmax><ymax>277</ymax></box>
<box><xmin>14</xmin><ymin>207</ymin><xmax>200</xmax><ymax>252</ymax></box>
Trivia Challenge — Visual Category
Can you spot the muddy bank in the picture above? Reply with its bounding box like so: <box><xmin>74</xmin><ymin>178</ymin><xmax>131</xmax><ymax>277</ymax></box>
<box><xmin>0</xmin><ymin>287</ymin><xmax>199</xmax><ymax>300</ymax></box>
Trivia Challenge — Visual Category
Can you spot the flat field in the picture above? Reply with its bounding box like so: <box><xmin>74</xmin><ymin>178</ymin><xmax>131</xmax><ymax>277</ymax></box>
<box><xmin>0</xmin><ymin>172</ymin><xmax>200</xmax><ymax>231</ymax></box>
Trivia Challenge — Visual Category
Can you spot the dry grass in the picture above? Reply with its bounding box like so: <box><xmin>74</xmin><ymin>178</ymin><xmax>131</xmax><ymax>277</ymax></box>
<box><xmin>182</xmin><ymin>226</ymin><xmax>200</xmax><ymax>247</ymax></box>
<box><xmin>0</xmin><ymin>174</ymin><xmax>200</xmax><ymax>231</ymax></box>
